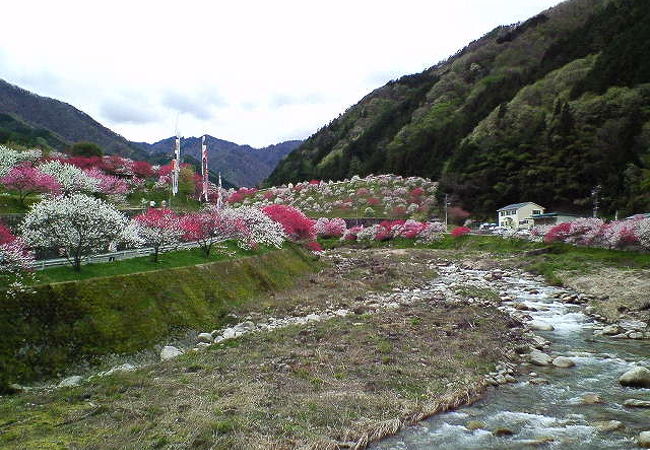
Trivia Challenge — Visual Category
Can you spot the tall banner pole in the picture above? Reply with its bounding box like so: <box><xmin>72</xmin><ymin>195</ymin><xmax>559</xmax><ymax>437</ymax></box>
<box><xmin>201</xmin><ymin>135</ymin><xmax>209</xmax><ymax>202</ymax></box>
<box><xmin>216</xmin><ymin>172</ymin><xmax>223</xmax><ymax>209</ymax></box>
<box><xmin>172</xmin><ymin>135</ymin><xmax>180</xmax><ymax>196</ymax></box>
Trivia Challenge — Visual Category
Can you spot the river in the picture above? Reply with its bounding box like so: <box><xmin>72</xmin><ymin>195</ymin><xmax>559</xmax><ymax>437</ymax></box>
<box><xmin>374</xmin><ymin>265</ymin><xmax>649</xmax><ymax>449</ymax></box>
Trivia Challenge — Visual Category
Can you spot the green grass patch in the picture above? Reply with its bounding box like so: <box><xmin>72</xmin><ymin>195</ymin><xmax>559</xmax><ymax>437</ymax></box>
<box><xmin>31</xmin><ymin>241</ymin><xmax>273</xmax><ymax>285</ymax></box>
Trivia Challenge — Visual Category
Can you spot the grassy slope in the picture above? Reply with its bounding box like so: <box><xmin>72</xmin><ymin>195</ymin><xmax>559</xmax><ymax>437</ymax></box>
<box><xmin>0</xmin><ymin>246</ymin><xmax>320</xmax><ymax>387</ymax></box>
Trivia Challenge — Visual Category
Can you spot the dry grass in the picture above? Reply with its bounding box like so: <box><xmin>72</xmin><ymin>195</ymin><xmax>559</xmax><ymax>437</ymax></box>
<box><xmin>560</xmin><ymin>267</ymin><xmax>650</xmax><ymax>322</ymax></box>
<box><xmin>0</xmin><ymin>300</ymin><xmax>522</xmax><ymax>449</ymax></box>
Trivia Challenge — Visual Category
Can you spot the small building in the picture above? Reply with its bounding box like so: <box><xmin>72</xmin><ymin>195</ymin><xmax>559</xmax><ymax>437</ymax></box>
<box><xmin>497</xmin><ymin>202</ymin><xmax>545</xmax><ymax>229</ymax></box>
<box><xmin>531</xmin><ymin>212</ymin><xmax>581</xmax><ymax>227</ymax></box>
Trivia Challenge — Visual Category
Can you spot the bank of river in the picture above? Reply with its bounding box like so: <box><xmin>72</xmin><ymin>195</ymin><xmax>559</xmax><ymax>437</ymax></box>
<box><xmin>374</xmin><ymin>264</ymin><xmax>649</xmax><ymax>449</ymax></box>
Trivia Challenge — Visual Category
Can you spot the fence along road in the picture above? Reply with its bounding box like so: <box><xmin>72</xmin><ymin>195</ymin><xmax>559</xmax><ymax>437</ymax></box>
<box><xmin>32</xmin><ymin>240</ymin><xmax>205</xmax><ymax>270</ymax></box>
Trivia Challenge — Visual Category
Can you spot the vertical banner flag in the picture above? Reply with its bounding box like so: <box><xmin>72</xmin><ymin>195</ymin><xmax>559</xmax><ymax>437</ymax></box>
<box><xmin>216</xmin><ymin>172</ymin><xmax>223</xmax><ymax>209</ymax></box>
<box><xmin>172</xmin><ymin>135</ymin><xmax>180</xmax><ymax>196</ymax></box>
<box><xmin>201</xmin><ymin>135</ymin><xmax>209</xmax><ymax>202</ymax></box>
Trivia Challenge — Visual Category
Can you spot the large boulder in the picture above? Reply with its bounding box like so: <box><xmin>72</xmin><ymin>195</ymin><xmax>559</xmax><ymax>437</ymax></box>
<box><xmin>160</xmin><ymin>345</ymin><xmax>183</xmax><ymax>361</ymax></box>
<box><xmin>197</xmin><ymin>333</ymin><xmax>213</xmax><ymax>343</ymax></box>
<box><xmin>529</xmin><ymin>321</ymin><xmax>554</xmax><ymax>331</ymax></box>
<box><xmin>639</xmin><ymin>431</ymin><xmax>650</xmax><ymax>448</ymax></box>
<box><xmin>552</xmin><ymin>356</ymin><xmax>576</xmax><ymax>368</ymax></box>
<box><xmin>623</xmin><ymin>399</ymin><xmax>650</xmax><ymax>408</ymax></box>
<box><xmin>594</xmin><ymin>420</ymin><xmax>624</xmax><ymax>432</ymax></box>
<box><xmin>529</xmin><ymin>350</ymin><xmax>553</xmax><ymax>366</ymax></box>
<box><xmin>619</xmin><ymin>367</ymin><xmax>650</xmax><ymax>388</ymax></box>
<box><xmin>58</xmin><ymin>375</ymin><xmax>83</xmax><ymax>387</ymax></box>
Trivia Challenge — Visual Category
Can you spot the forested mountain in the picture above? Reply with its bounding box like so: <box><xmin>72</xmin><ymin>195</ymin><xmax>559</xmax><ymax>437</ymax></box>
<box><xmin>267</xmin><ymin>0</ymin><xmax>650</xmax><ymax>217</ymax></box>
<box><xmin>0</xmin><ymin>79</ymin><xmax>301</xmax><ymax>188</ymax></box>
<box><xmin>0</xmin><ymin>79</ymin><xmax>146</xmax><ymax>158</ymax></box>
<box><xmin>141</xmin><ymin>136</ymin><xmax>301</xmax><ymax>187</ymax></box>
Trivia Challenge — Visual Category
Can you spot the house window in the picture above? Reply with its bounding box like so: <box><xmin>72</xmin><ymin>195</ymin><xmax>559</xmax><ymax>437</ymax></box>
<box><xmin>532</xmin><ymin>209</ymin><xmax>541</xmax><ymax>215</ymax></box>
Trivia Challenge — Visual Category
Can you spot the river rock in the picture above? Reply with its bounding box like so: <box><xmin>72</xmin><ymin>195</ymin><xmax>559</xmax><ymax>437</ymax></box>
<box><xmin>197</xmin><ymin>333</ymin><xmax>213</xmax><ymax>343</ymax></box>
<box><xmin>620</xmin><ymin>320</ymin><xmax>647</xmax><ymax>331</ymax></box>
<box><xmin>627</xmin><ymin>332</ymin><xmax>644</xmax><ymax>340</ymax></box>
<box><xmin>529</xmin><ymin>350</ymin><xmax>553</xmax><ymax>366</ymax></box>
<box><xmin>552</xmin><ymin>356</ymin><xmax>576</xmax><ymax>368</ymax></box>
<box><xmin>639</xmin><ymin>431</ymin><xmax>650</xmax><ymax>448</ymax></box>
<box><xmin>58</xmin><ymin>375</ymin><xmax>83</xmax><ymax>387</ymax></box>
<box><xmin>619</xmin><ymin>367</ymin><xmax>650</xmax><ymax>388</ymax></box>
<box><xmin>623</xmin><ymin>399</ymin><xmax>650</xmax><ymax>408</ymax></box>
<box><xmin>594</xmin><ymin>420</ymin><xmax>624</xmax><ymax>432</ymax></box>
<box><xmin>222</xmin><ymin>328</ymin><xmax>236</xmax><ymax>339</ymax></box>
<box><xmin>466</xmin><ymin>421</ymin><xmax>485</xmax><ymax>431</ymax></box>
<box><xmin>581</xmin><ymin>393</ymin><xmax>604</xmax><ymax>404</ymax></box>
<box><xmin>602</xmin><ymin>325</ymin><xmax>623</xmax><ymax>336</ymax></box>
<box><xmin>160</xmin><ymin>345</ymin><xmax>183</xmax><ymax>361</ymax></box>
<box><xmin>530</xmin><ymin>321</ymin><xmax>554</xmax><ymax>331</ymax></box>
<box><xmin>493</xmin><ymin>427</ymin><xmax>514</xmax><ymax>436</ymax></box>
<box><xmin>105</xmin><ymin>363</ymin><xmax>135</xmax><ymax>376</ymax></box>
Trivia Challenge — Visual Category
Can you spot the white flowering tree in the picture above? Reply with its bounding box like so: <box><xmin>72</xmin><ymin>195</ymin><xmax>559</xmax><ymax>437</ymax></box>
<box><xmin>38</xmin><ymin>160</ymin><xmax>99</xmax><ymax>194</ymax></box>
<box><xmin>20</xmin><ymin>194</ymin><xmax>132</xmax><ymax>271</ymax></box>
<box><xmin>224</xmin><ymin>206</ymin><xmax>285</xmax><ymax>249</ymax></box>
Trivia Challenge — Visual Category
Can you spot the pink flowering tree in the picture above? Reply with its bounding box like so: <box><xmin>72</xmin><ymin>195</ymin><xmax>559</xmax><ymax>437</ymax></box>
<box><xmin>0</xmin><ymin>165</ymin><xmax>61</xmax><ymax>205</ymax></box>
<box><xmin>133</xmin><ymin>208</ymin><xmax>183</xmax><ymax>262</ymax></box>
<box><xmin>0</xmin><ymin>222</ymin><xmax>35</xmax><ymax>295</ymax></box>
<box><xmin>313</xmin><ymin>217</ymin><xmax>347</xmax><ymax>238</ymax></box>
<box><xmin>262</xmin><ymin>204</ymin><xmax>316</xmax><ymax>242</ymax></box>
<box><xmin>180</xmin><ymin>209</ymin><xmax>246</xmax><ymax>257</ymax></box>
<box><xmin>85</xmin><ymin>168</ymin><xmax>130</xmax><ymax>195</ymax></box>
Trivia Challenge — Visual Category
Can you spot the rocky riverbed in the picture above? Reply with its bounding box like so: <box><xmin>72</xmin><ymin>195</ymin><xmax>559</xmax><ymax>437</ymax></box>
<box><xmin>4</xmin><ymin>248</ymin><xmax>648</xmax><ymax>448</ymax></box>
<box><xmin>374</xmin><ymin>261</ymin><xmax>650</xmax><ymax>449</ymax></box>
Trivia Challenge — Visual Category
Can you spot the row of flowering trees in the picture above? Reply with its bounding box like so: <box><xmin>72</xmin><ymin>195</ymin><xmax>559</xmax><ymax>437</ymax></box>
<box><xmin>223</xmin><ymin>174</ymin><xmax>438</xmax><ymax>219</ymax></box>
<box><xmin>530</xmin><ymin>216</ymin><xmax>650</xmax><ymax>251</ymax></box>
<box><xmin>0</xmin><ymin>145</ymin><xmax>223</xmax><ymax>208</ymax></box>
<box><xmin>15</xmin><ymin>194</ymin><xmax>290</xmax><ymax>271</ymax></box>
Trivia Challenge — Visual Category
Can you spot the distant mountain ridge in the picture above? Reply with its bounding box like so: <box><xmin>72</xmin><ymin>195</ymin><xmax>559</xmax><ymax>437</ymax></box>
<box><xmin>0</xmin><ymin>79</ymin><xmax>145</xmax><ymax>159</ymax></box>
<box><xmin>140</xmin><ymin>136</ymin><xmax>301</xmax><ymax>187</ymax></box>
<box><xmin>0</xmin><ymin>78</ymin><xmax>302</xmax><ymax>187</ymax></box>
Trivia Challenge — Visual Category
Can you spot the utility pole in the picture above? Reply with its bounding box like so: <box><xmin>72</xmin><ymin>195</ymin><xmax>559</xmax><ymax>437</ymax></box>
<box><xmin>444</xmin><ymin>193</ymin><xmax>449</xmax><ymax>230</ymax></box>
<box><xmin>591</xmin><ymin>184</ymin><xmax>601</xmax><ymax>218</ymax></box>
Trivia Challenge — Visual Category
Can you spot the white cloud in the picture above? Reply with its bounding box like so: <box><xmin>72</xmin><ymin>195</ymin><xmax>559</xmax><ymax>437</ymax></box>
<box><xmin>0</xmin><ymin>0</ymin><xmax>563</xmax><ymax>147</ymax></box>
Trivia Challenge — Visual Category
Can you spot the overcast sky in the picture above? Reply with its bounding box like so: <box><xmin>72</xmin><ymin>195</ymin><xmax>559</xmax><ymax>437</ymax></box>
<box><xmin>1</xmin><ymin>0</ymin><xmax>563</xmax><ymax>147</ymax></box>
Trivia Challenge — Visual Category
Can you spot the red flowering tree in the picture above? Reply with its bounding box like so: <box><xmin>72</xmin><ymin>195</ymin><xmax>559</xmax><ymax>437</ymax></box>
<box><xmin>451</xmin><ymin>226</ymin><xmax>471</xmax><ymax>238</ymax></box>
<box><xmin>262</xmin><ymin>204</ymin><xmax>315</xmax><ymax>242</ymax></box>
<box><xmin>133</xmin><ymin>208</ymin><xmax>182</xmax><ymax>262</ymax></box>
<box><xmin>180</xmin><ymin>209</ymin><xmax>246</xmax><ymax>257</ymax></box>
<box><xmin>132</xmin><ymin>161</ymin><xmax>154</xmax><ymax>178</ymax></box>
<box><xmin>0</xmin><ymin>165</ymin><xmax>61</xmax><ymax>205</ymax></box>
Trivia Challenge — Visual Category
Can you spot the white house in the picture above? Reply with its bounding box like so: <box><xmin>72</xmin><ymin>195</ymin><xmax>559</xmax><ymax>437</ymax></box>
<box><xmin>497</xmin><ymin>202</ymin><xmax>545</xmax><ymax>229</ymax></box>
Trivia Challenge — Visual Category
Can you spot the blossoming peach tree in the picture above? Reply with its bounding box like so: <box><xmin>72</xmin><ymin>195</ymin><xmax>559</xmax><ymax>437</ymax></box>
<box><xmin>20</xmin><ymin>194</ymin><xmax>139</xmax><ymax>271</ymax></box>
<box><xmin>0</xmin><ymin>222</ymin><xmax>35</xmax><ymax>296</ymax></box>
<box><xmin>132</xmin><ymin>208</ymin><xmax>183</xmax><ymax>262</ymax></box>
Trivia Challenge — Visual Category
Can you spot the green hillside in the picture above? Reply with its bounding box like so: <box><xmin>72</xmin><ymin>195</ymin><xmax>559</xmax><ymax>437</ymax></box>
<box><xmin>267</xmin><ymin>0</ymin><xmax>650</xmax><ymax>217</ymax></box>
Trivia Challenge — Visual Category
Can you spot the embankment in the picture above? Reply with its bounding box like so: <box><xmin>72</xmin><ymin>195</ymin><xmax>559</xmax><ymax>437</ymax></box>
<box><xmin>0</xmin><ymin>246</ymin><xmax>319</xmax><ymax>388</ymax></box>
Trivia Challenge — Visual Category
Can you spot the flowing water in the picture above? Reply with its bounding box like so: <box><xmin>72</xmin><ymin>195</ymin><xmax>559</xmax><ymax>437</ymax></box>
<box><xmin>374</xmin><ymin>267</ymin><xmax>649</xmax><ymax>449</ymax></box>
